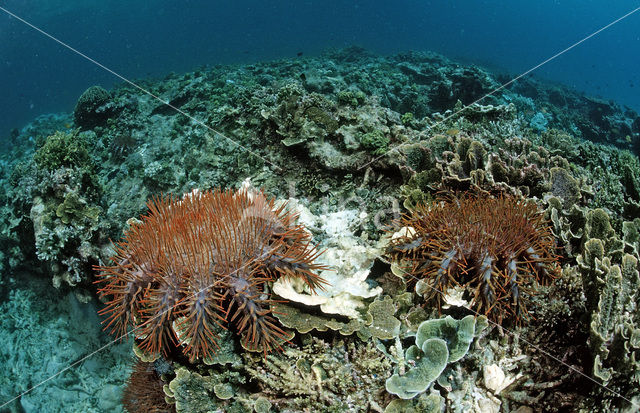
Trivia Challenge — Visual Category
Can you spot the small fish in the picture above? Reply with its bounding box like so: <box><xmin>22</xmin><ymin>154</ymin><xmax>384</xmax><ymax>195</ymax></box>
<box><xmin>297</xmin><ymin>51</ymin><xmax>303</xmax><ymax>57</ymax></box>
<box><xmin>446</xmin><ymin>128</ymin><xmax>459</xmax><ymax>136</ymax></box>
<box><xmin>299</xmin><ymin>73</ymin><xmax>306</xmax><ymax>82</ymax></box>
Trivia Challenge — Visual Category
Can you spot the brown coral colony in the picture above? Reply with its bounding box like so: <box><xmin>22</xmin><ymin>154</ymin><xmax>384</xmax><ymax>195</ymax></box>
<box><xmin>389</xmin><ymin>193</ymin><xmax>560</xmax><ymax>324</ymax></box>
<box><xmin>95</xmin><ymin>188</ymin><xmax>325</xmax><ymax>360</ymax></box>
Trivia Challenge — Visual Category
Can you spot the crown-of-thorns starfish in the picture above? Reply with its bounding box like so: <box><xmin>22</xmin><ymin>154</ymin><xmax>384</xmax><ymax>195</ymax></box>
<box><xmin>96</xmin><ymin>188</ymin><xmax>326</xmax><ymax>360</ymax></box>
<box><xmin>389</xmin><ymin>193</ymin><xmax>560</xmax><ymax>324</ymax></box>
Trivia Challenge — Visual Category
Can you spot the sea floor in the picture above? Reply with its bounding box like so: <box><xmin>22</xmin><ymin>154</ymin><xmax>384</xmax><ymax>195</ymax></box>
<box><xmin>0</xmin><ymin>274</ymin><xmax>131</xmax><ymax>412</ymax></box>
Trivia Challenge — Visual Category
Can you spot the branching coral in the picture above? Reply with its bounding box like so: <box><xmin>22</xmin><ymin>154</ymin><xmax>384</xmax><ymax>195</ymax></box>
<box><xmin>243</xmin><ymin>336</ymin><xmax>392</xmax><ymax>411</ymax></box>
<box><xmin>96</xmin><ymin>188</ymin><xmax>325</xmax><ymax>361</ymax></box>
<box><xmin>389</xmin><ymin>193</ymin><xmax>560</xmax><ymax>323</ymax></box>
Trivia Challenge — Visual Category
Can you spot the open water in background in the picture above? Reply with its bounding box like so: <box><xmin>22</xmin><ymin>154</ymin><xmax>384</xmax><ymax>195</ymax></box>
<box><xmin>0</xmin><ymin>0</ymin><xmax>639</xmax><ymax>142</ymax></box>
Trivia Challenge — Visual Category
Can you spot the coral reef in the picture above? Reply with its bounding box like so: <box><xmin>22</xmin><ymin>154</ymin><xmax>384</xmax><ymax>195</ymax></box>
<box><xmin>158</xmin><ymin>336</ymin><xmax>392</xmax><ymax>413</ymax></box>
<box><xmin>96</xmin><ymin>187</ymin><xmax>325</xmax><ymax>360</ymax></box>
<box><xmin>164</xmin><ymin>367</ymin><xmax>227</xmax><ymax>412</ymax></box>
<box><xmin>33</xmin><ymin>129</ymin><xmax>93</xmax><ymax>171</ymax></box>
<box><xmin>573</xmin><ymin>208</ymin><xmax>640</xmax><ymax>410</ymax></box>
<box><xmin>385</xmin><ymin>315</ymin><xmax>487</xmax><ymax>400</ymax></box>
<box><xmin>387</xmin><ymin>335</ymin><xmax>449</xmax><ymax>400</ymax></box>
<box><xmin>271</xmin><ymin>294</ymin><xmax>401</xmax><ymax>342</ymax></box>
<box><xmin>3</xmin><ymin>48</ymin><xmax>640</xmax><ymax>412</ymax></box>
<box><xmin>384</xmin><ymin>392</ymin><xmax>443</xmax><ymax>413</ymax></box>
<box><xmin>272</xmin><ymin>202</ymin><xmax>382</xmax><ymax>319</ymax></box>
<box><xmin>243</xmin><ymin>336</ymin><xmax>392</xmax><ymax>412</ymax></box>
<box><xmin>261</xmin><ymin>81</ymin><xmax>416</xmax><ymax>170</ymax></box>
<box><xmin>389</xmin><ymin>193</ymin><xmax>560</xmax><ymax>323</ymax></box>
<box><xmin>74</xmin><ymin>85</ymin><xmax>117</xmax><ymax>129</ymax></box>
<box><xmin>4</xmin><ymin>129</ymin><xmax>106</xmax><ymax>290</ymax></box>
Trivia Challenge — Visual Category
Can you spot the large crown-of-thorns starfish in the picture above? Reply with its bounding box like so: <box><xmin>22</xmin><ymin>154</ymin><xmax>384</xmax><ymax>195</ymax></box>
<box><xmin>96</xmin><ymin>188</ymin><xmax>326</xmax><ymax>361</ymax></box>
<box><xmin>388</xmin><ymin>193</ymin><xmax>560</xmax><ymax>324</ymax></box>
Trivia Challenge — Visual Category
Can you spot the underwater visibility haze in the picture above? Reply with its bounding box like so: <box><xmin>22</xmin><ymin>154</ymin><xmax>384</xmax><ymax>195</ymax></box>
<box><xmin>1</xmin><ymin>1</ymin><xmax>640</xmax><ymax>412</ymax></box>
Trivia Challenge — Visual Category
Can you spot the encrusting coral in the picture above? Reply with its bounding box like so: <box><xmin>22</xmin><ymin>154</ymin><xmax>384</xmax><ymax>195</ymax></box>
<box><xmin>95</xmin><ymin>187</ymin><xmax>326</xmax><ymax>361</ymax></box>
<box><xmin>389</xmin><ymin>192</ymin><xmax>560</xmax><ymax>323</ymax></box>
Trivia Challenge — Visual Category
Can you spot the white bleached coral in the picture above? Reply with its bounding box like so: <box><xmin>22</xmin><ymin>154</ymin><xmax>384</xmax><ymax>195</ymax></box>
<box><xmin>483</xmin><ymin>364</ymin><xmax>515</xmax><ymax>395</ymax></box>
<box><xmin>272</xmin><ymin>199</ymin><xmax>382</xmax><ymax>318</ymax></box>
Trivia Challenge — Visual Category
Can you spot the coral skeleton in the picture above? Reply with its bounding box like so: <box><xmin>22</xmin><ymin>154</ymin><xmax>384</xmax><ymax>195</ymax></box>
<box><xmin>96</xmin><ymin>188</ymin><xmax>325</xmax><ymax>360</ymax></box>
<box><xmin>389</xmin><ymin>193</ymin><xmax>560</xmax><ymax>323</ymax></box>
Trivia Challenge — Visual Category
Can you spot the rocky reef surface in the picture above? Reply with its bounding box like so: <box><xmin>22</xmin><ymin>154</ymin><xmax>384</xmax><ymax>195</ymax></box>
<box><xmin>0</xmin><ymin>48</ymin><xmax>639</xmax><ymax>412</ymax></box>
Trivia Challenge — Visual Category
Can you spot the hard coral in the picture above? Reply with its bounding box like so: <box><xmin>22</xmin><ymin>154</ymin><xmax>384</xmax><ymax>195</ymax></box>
<box><xmin>96</xmin><ymin>188</ymin><xmax>325</xmax><ymax>361</ymax></box>
<box><xmin>389</xmin><ymin>193</ymin><xmax>560</xmax><ymax>324</ymax></box>
<box><xmin>74</xmin><ymin>85</ymin><xmax>113</xmax><ymax>129</ymax></box>
<box><xmin>33</xmin><ymin>129</ymin><xmax>92</xmax><ymax>172</ymax></box>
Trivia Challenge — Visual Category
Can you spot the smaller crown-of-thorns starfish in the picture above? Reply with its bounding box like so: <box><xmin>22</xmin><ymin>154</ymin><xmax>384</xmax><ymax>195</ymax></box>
<box><xmin>122</xmin><ymin>361</ymin><xmax>176</xmax><ymax>413</ymax></box>
<box><xmin>388</xmin><ymin>193</ymin><xmax>560</xmax><ymax>324</ymax></box>
<box><xmin>95</xmin><ymin>188</ymin><xmax>326</xmax><ymax>360</ymax></box>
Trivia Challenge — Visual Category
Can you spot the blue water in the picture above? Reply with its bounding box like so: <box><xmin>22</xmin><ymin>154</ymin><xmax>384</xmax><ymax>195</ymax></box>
<box><xmin>1</xmin><ymin>0</ymin><xmax>639</xmax><ymax>141</ymax></box>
